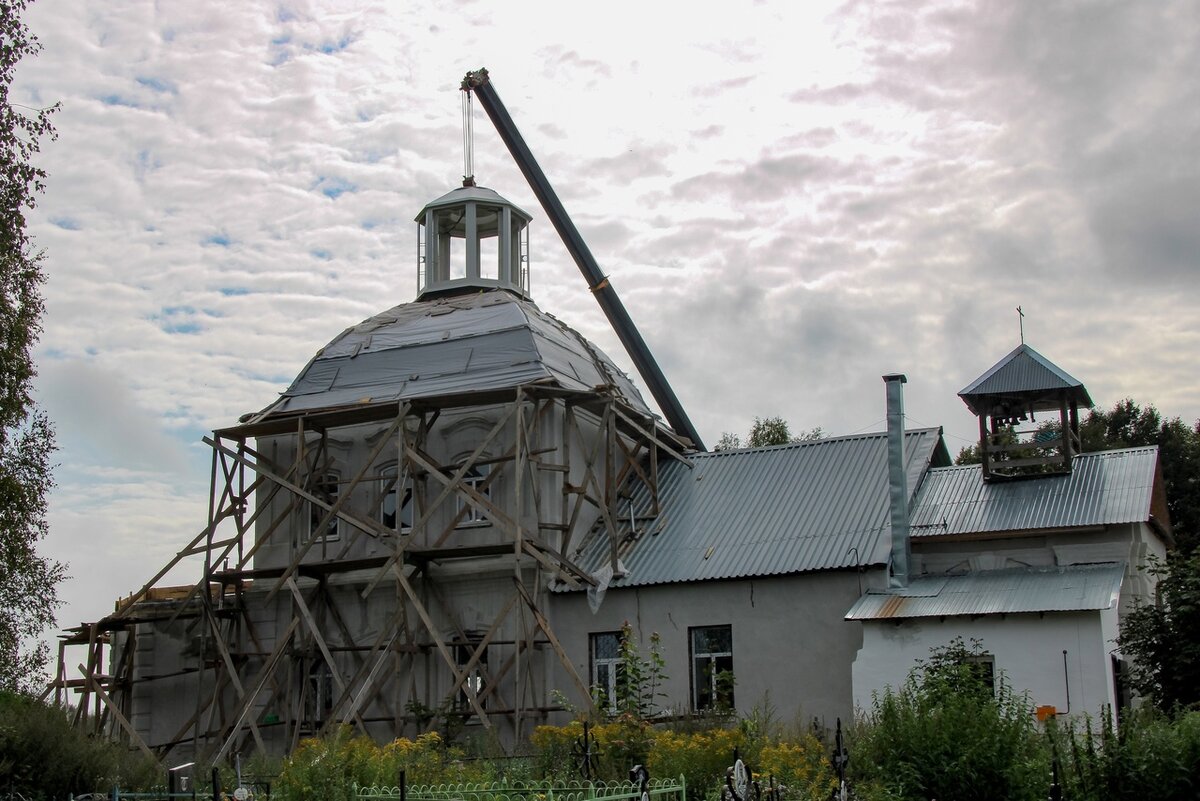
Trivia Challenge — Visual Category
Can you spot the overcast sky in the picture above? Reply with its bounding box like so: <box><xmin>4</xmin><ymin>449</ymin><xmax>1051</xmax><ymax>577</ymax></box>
<box><xmin>15</xmin><ymin>0</ymin><xmax>1200</xmax><ymax>675</ymax></box>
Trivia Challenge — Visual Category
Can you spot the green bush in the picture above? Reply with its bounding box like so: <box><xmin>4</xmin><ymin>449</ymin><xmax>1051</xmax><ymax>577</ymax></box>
<box><xmin>1048</xmin><ymin>707</ymin><xmax>1200</xmax><ymax>801</ymax></box>
<box><xmin>530</xmin><ymin>717</ymin><xmax>655</xmax><ymax>782</ymax></box>
<box><xmin>272</xmin><ymin>727</ymin><xmax>492</xmax><ymax>801</ymax></box>
<box><xmin>648</xmin><ymin>725</ymin><xmax>743</xmax><ymax>801</ymax></box>
<box><xmin>0</xmin><ymin>691</ymin><xmax>160</xmax><ymax>799</ymax></box>
<box><xmin>848</xmin><ymin>638</ymin><xmax>1047</xmax><ymax>801</ymax></box>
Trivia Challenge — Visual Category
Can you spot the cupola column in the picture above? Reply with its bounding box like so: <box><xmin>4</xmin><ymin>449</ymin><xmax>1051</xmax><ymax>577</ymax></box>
<box><xmin>464</xmin><ymin>201</ymin><xmax>479</xmax><ymax>280</ymax></box>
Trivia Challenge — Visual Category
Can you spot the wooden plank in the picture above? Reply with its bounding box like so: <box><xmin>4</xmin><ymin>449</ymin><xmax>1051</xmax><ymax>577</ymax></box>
<box><xmin>284</xmin><ymin>577</ymin><xmax>368</xmax><ymax>735</ymax></box>
<box><xmin>513</xmin><ymin>578</ymin><xmax>591</xmax><ymax>703</ymax></box>
<box><xmin>394</xmin><ymin>567</ymin><xmax>492</xmax><ymax>728</ymax></box>
<box><xmin>212</xmin><ymin>617</ymin><xmax>300</xmax><ymax>764</ymax></box>
<box><xmin>205</xmin><ymin>614</ymin><xmax>266</xmax><ymax>754</ymax></box>
<box><xmin>326</xmin><ymin>601</ymin><xmax>414</xmax><ymax>728</ymax></box>
<box><xmin>79</xmin><ymin>665</ymin><xmax>155</xmax><ymax>761</ymax></box>
<box><xmin>265</xmin><ymin>413</ymin><xmax>406</xmax><ymax>600</ymax></box>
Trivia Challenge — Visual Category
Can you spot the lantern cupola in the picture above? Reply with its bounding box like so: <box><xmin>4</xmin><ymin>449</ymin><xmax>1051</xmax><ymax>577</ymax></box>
<box><xmin>415</xmin><ymin>185</ymin><xmax>532</xmax><ymax>300</ymax></box>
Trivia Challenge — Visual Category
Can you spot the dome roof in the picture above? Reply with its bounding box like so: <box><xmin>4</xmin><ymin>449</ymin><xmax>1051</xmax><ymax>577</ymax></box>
<box><xmin>261</xmin><ymin>289</ymin><xmax>653</xmax><ymax>418</ymax></box>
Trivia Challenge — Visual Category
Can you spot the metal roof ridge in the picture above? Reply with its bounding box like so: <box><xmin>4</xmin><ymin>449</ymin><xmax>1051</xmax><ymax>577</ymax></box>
<box><xmin>924</xmin><ymin>444</ymin><xmax>1160</xmax><ymax>476</ymax></box>
<box><xmin>704</xmin><ymin>427</ymin><xmax>941</xmax><ymax>456</ymax></box>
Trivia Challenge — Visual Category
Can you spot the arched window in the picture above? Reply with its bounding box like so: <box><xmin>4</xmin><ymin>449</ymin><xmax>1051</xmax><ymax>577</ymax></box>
<box><xmin>379</xmin><ymin>464</ymin><xmax>414</xmax><ymax>532</ymax></box>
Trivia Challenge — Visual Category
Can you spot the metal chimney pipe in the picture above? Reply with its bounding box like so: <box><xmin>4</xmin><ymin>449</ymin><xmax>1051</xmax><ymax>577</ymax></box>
<box><xmin>884</xmin><ymin>374</ymin><xmax>911</xmax><ymax>588</ymax></box>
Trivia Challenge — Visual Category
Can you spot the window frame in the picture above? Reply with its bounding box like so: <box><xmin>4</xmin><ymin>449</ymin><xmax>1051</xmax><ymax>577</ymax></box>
<box><xmin>590</xmin><ymin>630</ymin><xmax>624</xmax><ymax>713</ymax></box>
<box><xmin>308</xmin><ymin>470</ymin><xmax>341</xmax><ymax>543</ymax></box>
<box><xmin>379</xmin><ymin>463</ymin><xmax>414</xmax><ymax>533</ymax></box>
<box><xmin>689</xmin><ymin>624</ymin><xmax>734</xmax><ymax>712</ymax></box>
<box><xmin>455</xmin><ymin>461</ymin><xmax>492</xmax><ymax>526</ymax></box>
<box><xmin>966</xmin><ymin>653</ymin><xmax>996</xmax><ymax>695</ymax></box>
<box><xmin>453</xmin><ymin>638</ymin><xmax>489</xmax><ymax>714</ymax></box>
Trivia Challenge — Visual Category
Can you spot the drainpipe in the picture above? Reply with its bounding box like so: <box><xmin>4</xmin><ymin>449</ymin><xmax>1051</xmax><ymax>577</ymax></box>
<box><xmin>884</xmin><ymin>374</ymin><xmax>911</xmax><ymax>589</ymax></box>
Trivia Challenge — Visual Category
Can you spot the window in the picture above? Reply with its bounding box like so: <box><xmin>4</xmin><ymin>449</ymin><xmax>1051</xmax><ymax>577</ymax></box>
<box><xmin>454</xmin><ymin>637</ymin><xmax>488</xmax><ymax>713</ymax></box>
<box><xmin>456</xmin><ymin>463</ymin><xmax>491</xmax><ymax>525</ymax></box>
<box><xmin>306</xmin><ymin>660</ymin><xmax>333</xmax><ymax>723</ymax></box>
<box><xmin>309</xmin><ymin>471</ymin><xmax>340</xmax><ymax>542</ymax></box>
<box><xmin>690</xmin><ymin>625</ymin><xmax>733</xmax><ymax>712</ymax></box>
<box><xmin>380</xmin><ymin>464</ymin><xmax>414</xmax><ymax>532</ymax></box>
<box><xmin>966</xmin><ymin>654</ymin><xmax>996</xmax><ymax>695</ymax></box>
<box><xmin>590</xmin><ymin>631</ymin><xmax>624</xmax><ymax>713</ymax></box>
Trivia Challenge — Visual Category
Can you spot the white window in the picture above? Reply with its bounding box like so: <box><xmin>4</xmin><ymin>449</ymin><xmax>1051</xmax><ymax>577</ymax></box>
<box><xmin>380</xmin><ymin>464</ymin><xmax>414</xmax><ymax>532</ymax></box>
<box><xmin>309</xmin><ymin>471</ymin><xmax>340</xmax><ymax>542</ymax></box>
<box><xmin>456</xmin><ymin>462</ymin><xmax>491</xmax><ymax>525</ymax></box>
<box><xmin>690</xmin><ymin>625</ymin><xmax>733</xmax><ymax>712</ymax></box>
<box><xmin>590</xmin><ymin>631</ymin><xmax>624</xmax><ymax>713</ymax></box>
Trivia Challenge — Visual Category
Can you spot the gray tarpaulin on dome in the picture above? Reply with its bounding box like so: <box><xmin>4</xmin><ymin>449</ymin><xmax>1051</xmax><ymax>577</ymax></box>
<box><xmin>260</xmin><ymin>290</ymin><xmax>654</xmax><ymax>418</ymax></box>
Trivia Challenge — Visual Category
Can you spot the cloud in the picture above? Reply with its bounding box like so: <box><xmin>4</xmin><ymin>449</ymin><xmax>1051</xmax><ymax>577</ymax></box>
<box><xmin>14</xmin><ymin>0</ymin><xmax>1200</xmax><ymax>679</ymax></box>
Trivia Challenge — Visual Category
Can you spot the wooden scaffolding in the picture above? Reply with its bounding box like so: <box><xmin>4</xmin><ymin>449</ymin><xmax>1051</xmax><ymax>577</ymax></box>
<box><xmin>53</xmin><ymin>383</ymin><xmax>688</xmax><ymax>763</ymax></box>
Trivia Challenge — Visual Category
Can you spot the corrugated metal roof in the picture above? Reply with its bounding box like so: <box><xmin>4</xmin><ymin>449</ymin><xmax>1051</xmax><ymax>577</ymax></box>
<box><xmin>260</xmin><ymin>290</ymin><xmax>652</xmax><ymax>418</ymax></box>
<box><xmin>910</xmin><ymin>447</ymin><xmax>1159</xmax><ymax>537</ymax></box>
<box><xmin>955</xmin><ymin>342</ymin><xmax>1099</xmax><ymax>417</ymax></box>
<box><xmin>845</xmin><ymin>562</ymin><xmax>1124</xmax><ymax>620</ymax></box>
<box><xmin>959</xmin><ymin>344</ymin><xmax>1086</xmax><ymax>397</ymax></box>
<box><xmin>563</xmin><ymin>428</ymin><xmax>947</xmax><ymax>589</ymax></box>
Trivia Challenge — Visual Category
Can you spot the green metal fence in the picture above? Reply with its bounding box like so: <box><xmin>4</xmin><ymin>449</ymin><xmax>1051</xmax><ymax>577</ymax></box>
<box><xmin>355</xmin><ymin>776</ymin><xmax>687</xmax><ymax>801</ymax></box>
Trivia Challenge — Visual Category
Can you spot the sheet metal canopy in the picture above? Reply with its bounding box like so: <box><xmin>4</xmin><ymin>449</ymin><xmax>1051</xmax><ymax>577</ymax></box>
<box><xmin>910</xmin><ymin>446</ymin><xmax>1161</xmax><ymax>537</ymax></box>
<box><xmin>845</xmin><ymin>562</ymin><xmax>1125</xmax><ymax>620</ymax></box>
<box><xmin>958</xmin><ymin>343</ymin><xmax>1093</xmax><ymax>415</ymax></box>
<box><xmin>257</xmin><ymin>290</ymin><xmax>653</xmax><ymax>418</ymax></box>
<box><xmin>561</xmin><ymin>428</ymin><xmax>949</xmax><ymax>589</ymax></box>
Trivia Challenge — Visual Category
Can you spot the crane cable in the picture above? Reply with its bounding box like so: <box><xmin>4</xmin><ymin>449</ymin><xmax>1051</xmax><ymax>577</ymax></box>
<box><xmin>461</xmin><ymin>87</ymin><xmax>476</xmax><ymax>187</ymax></box>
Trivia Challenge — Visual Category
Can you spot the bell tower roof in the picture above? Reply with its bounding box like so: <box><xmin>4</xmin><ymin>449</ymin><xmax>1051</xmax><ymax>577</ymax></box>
<box><xmin>958</xmin><ymin>343</ymin><xmax>1093</xmax><ymax>417</ymax></box>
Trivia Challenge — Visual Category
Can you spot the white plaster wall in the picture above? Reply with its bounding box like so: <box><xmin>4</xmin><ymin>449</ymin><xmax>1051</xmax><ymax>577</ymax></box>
<box><xmin>853</xmin><ymin>611</ymin><xmax>1116</xmax><ymax>720</ymax></box>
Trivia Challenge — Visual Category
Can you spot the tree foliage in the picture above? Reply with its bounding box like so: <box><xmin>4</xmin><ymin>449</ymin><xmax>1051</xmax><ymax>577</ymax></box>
<box><xmin>0</xmin><ymin>691</ymin><xmax>160</xmax><ymax>798</ymax></box>
<box><xmin>0</xmin><ymin>0</ymin><xmax>61</xmax><ymax>692</ymax></box>
<box><xmin>1118</xmin><ymin>551</ymin><xmax>1200</xmax><ymax>712</ymax></box>
<box><xmin>714</xmin><ymin>417</ymin><xmax>824</xmax><ymax>451</ymax></box>
<box><xmin>1078</xmin><ymin>400</ymin><xmax>1200</xmax><ymax>553</ymax></box>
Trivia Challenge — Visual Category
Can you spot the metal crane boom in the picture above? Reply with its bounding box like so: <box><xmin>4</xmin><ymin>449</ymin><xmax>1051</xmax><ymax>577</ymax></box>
<box><xmin>462</xmin><ymin>68</ymin><xmax>705</xmax><ymax>451</ymax></box>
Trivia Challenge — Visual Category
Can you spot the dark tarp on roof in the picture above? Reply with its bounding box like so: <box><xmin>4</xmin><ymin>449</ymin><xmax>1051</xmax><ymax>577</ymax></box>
<box><xmin>259</xmin><ymin>290</ymin><xmax>653</xmax><ymax>418</ymax></box>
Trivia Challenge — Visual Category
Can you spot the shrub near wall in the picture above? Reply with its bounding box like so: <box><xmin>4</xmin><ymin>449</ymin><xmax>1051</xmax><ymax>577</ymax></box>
<box><xmin>1049</xmin><ymin>708</ymin><xmax>1200</xmax><ymax>801</ymax></box>
<box><xmin>848</xmin><ymin>639</ymin><xmax>1047</xmax><ymax>801</ymax></box>
<box><xmin>647</xmin><ymin>727</ymin><xmax>742</xmax><ymax>800</ymax></box>
<box><xmin>273</xmin><ymin>729</ymin><xmax>489</xmax><ymax>801</ymax></box>
<box><xmin>531</xmin><ymin>721</ymin><xmax>834</xmax><ymax>801</ymax></box>
<box><xmin>531</xmin><ymin>717</ymin><xmax>655</xmax><ymax>781</ymax></box>
<box><xmin>756</xmin><ymin>738</ymin><xmax>837</xmax><ymax>801</ymax></box>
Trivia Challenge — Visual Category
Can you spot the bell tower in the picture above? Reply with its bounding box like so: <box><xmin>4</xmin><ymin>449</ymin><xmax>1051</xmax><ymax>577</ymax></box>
<box><xmin>415</xmin><ymin>186</ymin><xmax>532</xmax><ymax>299</ymax></box>
<box><xmin>958</xmin><ymin>344</ymin><xmax>1093</xmax><ymax>481</ymax></box>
